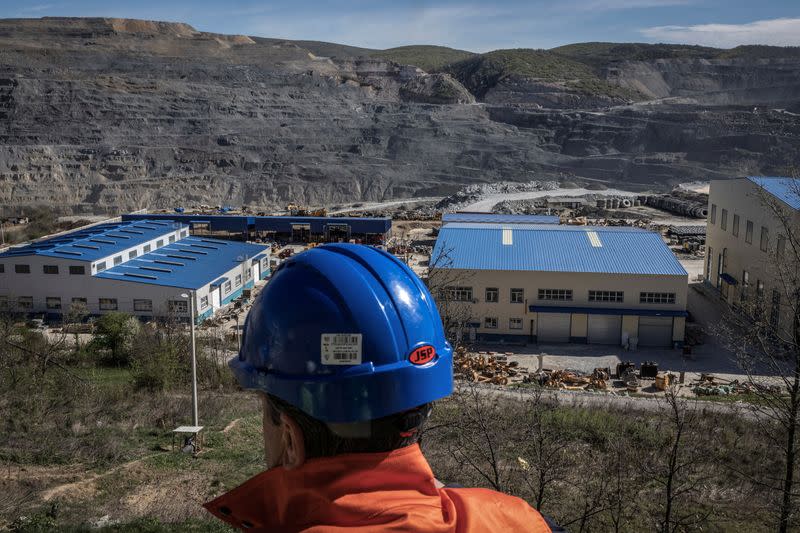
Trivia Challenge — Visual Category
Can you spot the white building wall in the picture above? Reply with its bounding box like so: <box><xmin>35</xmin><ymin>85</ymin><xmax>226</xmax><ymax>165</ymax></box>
<box><xmin>433</xmin><ymin>268</ymin><xmax>688</xmax><ymax>345</ymax></box>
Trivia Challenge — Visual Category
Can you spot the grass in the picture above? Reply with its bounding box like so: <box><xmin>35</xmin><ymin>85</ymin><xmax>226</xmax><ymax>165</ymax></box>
<box><xmin>369</xmin><ymin>45</ymin><xmax>475</xmax><ymax>72</ymax></box>
<box><xmin>443</xmin><ymin>48</ymin><xmax>644</xmax><ymax>100</ymax></box>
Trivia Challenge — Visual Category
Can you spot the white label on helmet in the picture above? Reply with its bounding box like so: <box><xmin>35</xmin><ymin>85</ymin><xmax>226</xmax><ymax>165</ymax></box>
<box><xmin>321</xmin><ymin>334</ymin><xmax>363</xmax><ymax>365</ymax></box>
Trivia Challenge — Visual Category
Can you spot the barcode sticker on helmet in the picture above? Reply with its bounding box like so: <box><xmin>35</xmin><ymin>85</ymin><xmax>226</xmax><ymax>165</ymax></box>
<box><xmin>321</xmin><ymin>334</ymin><xmax>362</xmax><ymax>365</ymax></box>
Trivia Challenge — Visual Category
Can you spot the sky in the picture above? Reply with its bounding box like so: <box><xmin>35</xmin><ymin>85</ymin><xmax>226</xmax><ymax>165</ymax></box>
<box><xmin>1</xmin><ymin>1</ymin><xmax>799</xmax><ymax>52</ymax></box>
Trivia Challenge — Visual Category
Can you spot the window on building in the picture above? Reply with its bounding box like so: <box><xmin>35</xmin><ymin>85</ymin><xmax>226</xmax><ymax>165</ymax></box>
<box><xmin>224</xmin><ymin>281</ymin><xmax>232</xmax><ymax>293</ymax></box>
<box><xmin>157</xmin><ymin>239</ymin><xmax>164</xmax><ymax>247</ymax></box>
<box><xmin>180</xmin><ymin>230</ymin><xmax>188</xmax><ymax>238</ymax></box>
<box><xmin>732</xmin><ymin>214</ymin><xmax>740</xmax><ymax>237</ymax></box>
<box><xmin>95</xmin><ymin>261</ymin><xmax>106</xmax><ymax>272</ymax></box>
<box><xmin>71</xmin><ymin>297</ymin><xmax>87</xmax><ymax>306</ymax></box>
<box><xmin>770</xmin><ymin>290</ymin><xmax>781</xmax><ymax>328</ymax></box>
<box><xmin>17</xmin><ymin>296</ymin><xmax>33</xmax><ymax>310</ymax></box>
<box><xmin>639</xmin><ymin>292</ymin><xmax>676</xmax><ymax>304</ymax></box>
<box><xmin>14</xmin><ymin>264</ymin><xmax>30</xmax><ymax>274</ymax></box>
<box><xmin>99</xmin><ymin>298</ymin><xmax>118</xmax><ymax>310</ymax></box>
<box><xmin>745</xmin><ymin>220</ymin><xmax>753</xmax><ymax>244</ymax></box>
<box><xmin>442</xmin><ymin>286</ymin><xmax>473</xmax><ymax>302</ymax></box>
<box><xmin>484</xmin><ymin>317</ymin><xmax>498</xmax><ymax>329</ymax></box>
<box><xmin>510</xmin><ymin>288</ymin><xmax>524</xmax><ymax>304</ymax></box>
<box><xmin>706</xmin><ymin>246</ymin><xmax>713</xmax><ymax>281</ymax></box>
<box><xmin>720</xmin><ymin>208</ymin><xmax>728</xmax><ymax>230</ymax></box>
<box><xmin>143</xmin><ymin>244</ymin><xmax>152</xmax><ymax>253</ymax></box>
<box><xmin>113</xmin><ymin>255</ymin><xmax>123</xmax><ymax>266</ymax></box>
<box><xmin>246</xmin><ymin>268</ymin><xmax>252</xmax><ymax>279</ymax></box>
<box><xmin>133</xmin><ymin>299</ymin><xmax>153</xmax><ymax>312</ymax></box>
<box><xmin>588</xmin><ymin>290</ymin><xmax>624</xmax><ymax>302</ymax></box>
<box><xmin>710</xmin><ymin>204</ymin><xmax>717</xmax><ymax>224</ymax></box>
<box><xmin>129</xmin><ymin>250</ymin><xmax>138</xmax><ymax>260</ymax></box>
<box><xmin>69</xmin><ymin>265</ymin><xmax>85</xmax><ymax>275</ymax></box>
<box><xmin>46</xmin><ymin>297</ymin><xmax>61</xmax><ymax>310</ymax></box>
<box><xmin>235</xmin><ymin>274</ymin><xmax>242</xmax><ymax>287</ymax></box>
<box><xmin>200</xmin><ymin>295</ymin><xmax>209</xmax><ymax>309</ymax></box>
<box><xmin>0</xmin><ymin>264</ymin><xmax>4</xmax><ymax>273</ymax></box>
<box><xmin>43</xmin><ymin>265</ymin><xmax>58</xmax><ymax>274</ymax></box>
<box><xmin>776</xmin><ymin>235</ymin><xmax>786</xmax><ymax>259</ymax></box>
<box><xmin>485</xmin><ymin>287</ymin><xmax>499</xmax><ymax>303</ymax></box>
<box><xmin>538</xmin><ymin>289</ymin><xmax>572</xmax><ymax>301</ymax></box>
<box><xmin>509</xmin><ymin>317</ymin><xmax>523</xmax><ymax>330</ymax></box>
<box><xmin>168</xmin><ymin>300</ymin><xmax>188</xmax><ymax>314</ymax></box>
<box><xmin>760</xmin><ymin>226</ymin><xmax>769</xmax><ymax>252</ymax></box>
<box><xmin>168</xmin><ymin>235</ymin><xmax>175</xmax><ymax>244</ymax></box>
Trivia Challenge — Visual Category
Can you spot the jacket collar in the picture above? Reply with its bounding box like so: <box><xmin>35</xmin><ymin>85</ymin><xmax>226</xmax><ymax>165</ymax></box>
<box><xmin>203</xmin><ymin>444</ymin><xmax>444</xmax><ymax>531</ymax></box>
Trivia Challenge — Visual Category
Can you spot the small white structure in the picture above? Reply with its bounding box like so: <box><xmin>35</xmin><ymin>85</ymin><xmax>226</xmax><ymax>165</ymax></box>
<box><xmin>0</xmin><ymin>219</ymin><xmax>270</xmax><ymax>323</ymax></box>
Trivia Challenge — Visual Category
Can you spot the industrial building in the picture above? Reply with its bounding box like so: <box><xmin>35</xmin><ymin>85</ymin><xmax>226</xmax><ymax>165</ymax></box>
<box><xmin>431</xmin><ymin>223</ymin><xmax>688</xmax><ymax>347</ymax></box>
<box><xmin>442</xmin><ymin>213</ymin><xmax>560</xmax><ymax>225</ymax></box>
<box><xmin>121</xmin><ymin>214</ymin><xmax>392</xmax><ymax>244</ymax></box>
<box><xmin>0</xmin><ymin>220</ymin><xmax>270</xmax><ymax>323</ymax></box>
<box><xmin>706</xmin><ymin>176</ymin><xmax>799</xmax><ymax>330</ymax></box>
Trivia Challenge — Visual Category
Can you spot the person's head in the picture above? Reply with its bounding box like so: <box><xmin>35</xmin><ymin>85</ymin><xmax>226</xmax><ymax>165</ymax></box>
<box><xmin>261</xmin><ymin>393</ymin><xmax>432</xmax><ymax>468</ymax></box>
<box><xmin>230</xmin><ymin>244</ymin><xmax>452</xmax><ymax>469</ymax></box>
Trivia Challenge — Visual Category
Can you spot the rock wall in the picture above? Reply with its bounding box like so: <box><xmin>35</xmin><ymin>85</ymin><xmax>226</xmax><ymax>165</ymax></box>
<box><xmin>0</xmin><ymin>18</ymin><xmax>798</xmax><ymax>214</ymax></box>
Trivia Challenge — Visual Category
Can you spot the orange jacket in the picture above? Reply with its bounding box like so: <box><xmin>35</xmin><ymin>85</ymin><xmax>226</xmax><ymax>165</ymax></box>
<box><xmin>204</xmin><ymin>443</ymin><xmax>550</xmax><ymax>532</ymax></box>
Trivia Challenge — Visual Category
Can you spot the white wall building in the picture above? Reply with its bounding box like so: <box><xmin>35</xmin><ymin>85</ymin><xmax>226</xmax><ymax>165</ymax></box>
<box><xmin>431</xmin><ymin>223</ymin><xmax>688</xmax><ymax>347</ymax></box>
<box><xmin>706</xmin><ymin>176</ymin><xmax>799</xmax><ymax>332</ymax></box>
<box><xmin>0</xmin><ymin>219</ymin><xmax>270</xmax><ymax>323</ymax></box>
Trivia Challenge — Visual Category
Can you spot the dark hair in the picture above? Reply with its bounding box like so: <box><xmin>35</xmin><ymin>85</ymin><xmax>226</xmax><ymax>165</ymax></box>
<box><xmin>265</xmin><ymin>394</ymin><xmax>432</xmax><ymax>459</ymax></box>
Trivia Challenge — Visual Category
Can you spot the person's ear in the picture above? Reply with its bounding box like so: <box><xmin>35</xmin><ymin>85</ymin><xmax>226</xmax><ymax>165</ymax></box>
<box><xmin>279</xmin><ymin>412</ymin><xmax>306</xmax><ymax>469</ymax></box>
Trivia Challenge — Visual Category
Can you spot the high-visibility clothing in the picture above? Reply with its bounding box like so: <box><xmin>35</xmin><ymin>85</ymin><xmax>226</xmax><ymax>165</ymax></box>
<box><xmin>204</xmin><ymin>443</ymin><xmax>550</xmax><ymax>532</ymax></box>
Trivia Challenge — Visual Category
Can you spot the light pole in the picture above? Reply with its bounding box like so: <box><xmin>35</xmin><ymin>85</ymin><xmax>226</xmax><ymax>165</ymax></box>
<box><xmin>234</xmin><ymin>312</ymin><xmax>241</xmax><ymax>351</ymax></box>
<box><xmin>180</xmin><ymin>291</ymin><xmax>199</xmax><ymax>427</ymax></box>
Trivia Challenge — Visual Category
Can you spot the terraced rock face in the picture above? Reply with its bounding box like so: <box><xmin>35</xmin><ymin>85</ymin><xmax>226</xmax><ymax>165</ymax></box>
<box><xmin>0</xmin><ymin>17</ymin><xmax>798</xmax><ymax>215</ymax></box>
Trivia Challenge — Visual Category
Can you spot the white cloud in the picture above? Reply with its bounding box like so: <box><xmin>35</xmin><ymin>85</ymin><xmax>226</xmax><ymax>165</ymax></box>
<box><xmin>574</xmin><ymin>0</ymin><xmax>693</xmax><ymax>10</ymax></box>
<box><xmin>20</xmin><ymin>3</ymin><xmax>55</xmax><ymax>13</ymax></box>
<box><xmin>640</xmin><ymin>17</ymin><xmax>800</xmax><ymax>48</ymax></box>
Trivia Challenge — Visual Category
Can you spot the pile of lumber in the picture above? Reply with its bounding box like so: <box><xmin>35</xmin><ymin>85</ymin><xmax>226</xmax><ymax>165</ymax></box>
<box><xmin>453</xmin><ymin>346</ymin><xmax>524</xmax><ymax>385</ymax></box>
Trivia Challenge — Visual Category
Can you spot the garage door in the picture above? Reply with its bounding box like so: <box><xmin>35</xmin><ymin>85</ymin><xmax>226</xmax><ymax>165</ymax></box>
<box><xmin>537</xmin><ymin>313</ymin><xmax>571</xmax><ymax>343</ymax></box>
<box><xmin>638</xmin><ymin>316</ymin><xmax>674</xmax><ymax>347</ymax></box>
<box><xmin>588</xmin><ymin>315</ymin><xmax>621</xmax><ymax>345</ymax></box>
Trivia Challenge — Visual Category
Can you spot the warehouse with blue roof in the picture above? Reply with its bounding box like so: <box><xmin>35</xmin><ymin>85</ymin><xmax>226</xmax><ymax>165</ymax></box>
<box><xmin>431</xmin><ymin>223</ymin><xmax>688</xmax><ymax>347</ymax></box>
<box><xmin>0</xmin><ymin>220</ymin><xmax>270</xmax><ymax>323</ymax></box>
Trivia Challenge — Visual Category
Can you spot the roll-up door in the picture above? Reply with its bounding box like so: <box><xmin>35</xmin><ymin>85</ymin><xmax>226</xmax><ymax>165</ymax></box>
<box><xmin>587</xmin><ymin>314</ymin><xmax>621</xmax><ymax>345</ymax></box>
<box><xmin>638</xmin><ymin>316</ymin><xmax>674</xmax><ymax>347</ymax></box>
<box><xmin>537</xmin><ymin>313</ymin><xmax>571</xmax><ymax>343</ymax></box>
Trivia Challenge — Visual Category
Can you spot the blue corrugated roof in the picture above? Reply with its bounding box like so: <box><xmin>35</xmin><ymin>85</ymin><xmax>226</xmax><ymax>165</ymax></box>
<box><xmin>443</xmin><ymin>213</ymin><xmax>560</xmax><ymax>224</ymax></box>
<box><xmin>747</xmin><ymin>177</ymin><xmax>800</xmax><ymax>210</ymax></box>
<box><xmin>95</xmin><ymin>237</ymin><xmax>268</xmax><ymax>290</ymax></box>
<box><xmin>0</xmin><ymin>220</ymin><xmax>187</xmax><ymax>261</ymax></box>
<box><xmin>431</xmin><ymin>223</ymin><xmax>686</xmax><ymax>275</ymax></box>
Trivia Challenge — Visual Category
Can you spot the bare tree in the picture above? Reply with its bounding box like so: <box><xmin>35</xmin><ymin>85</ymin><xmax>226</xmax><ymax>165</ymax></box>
<box><xmin>443</xmin><ymin>383</ymin><xmax>519</xmax><ymax>492</ymax></box>
<box><xmin>646</xmin><ymin>386</ymin><xmax>711</xmax><ymax>533</ymax></box>
<box><xmin>516</xmin><ymin>395</ymin><xmax>573</xmax><ymax>512</ymax></box>
<box><xmin>718</xmin><ymin>174</ymin><xmax>800</xmax><ymax>532</ymax></box>
<box><xmin>425</xmin><ymin>241</ymin><xmax>475</xmax><ymax>346</ymax></box>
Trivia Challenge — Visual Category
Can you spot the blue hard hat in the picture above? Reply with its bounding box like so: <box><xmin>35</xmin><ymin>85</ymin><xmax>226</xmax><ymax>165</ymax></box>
<box><xmin>231</xmin><ymin>243</ymin><xmax>453</xmax><ymax>423</ymax></box>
